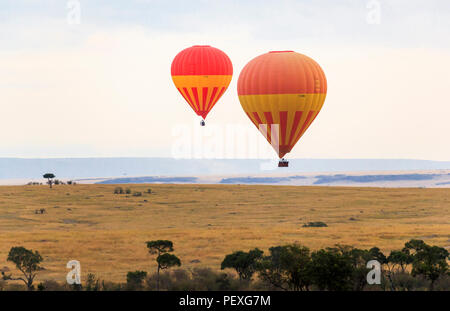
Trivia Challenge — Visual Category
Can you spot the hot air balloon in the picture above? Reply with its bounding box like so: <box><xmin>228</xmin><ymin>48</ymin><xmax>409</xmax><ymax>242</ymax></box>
<box><xmin>237</xmin><ymin>51</ymin><xmax>327</xmax><ymax>167</ymax></box>
<box><xmin>171</xmin><ymin>45</ymin><xmax>233</xmax><ymax>126</ymax></box>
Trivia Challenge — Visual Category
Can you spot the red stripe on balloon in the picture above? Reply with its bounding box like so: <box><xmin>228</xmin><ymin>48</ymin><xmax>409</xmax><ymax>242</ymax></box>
<box><xmin>252</xmin><ymin>112</ymin><xmax>268</xmax><ymax>139</ymax></box>
<box><xmin>192</xmin><ymin>87</ymin><xmax>200</xmax><ymax>111</ymax></box>
<box><xmin>280</xmin><ymin>111</ymin><xmax>288</xmax><ymax>146</ymax></box>
<box><xmin>202</xmin><ymin>87</ymin><xmax>208</xmax><ymax>112</ymax></box>
<box><xmin>177</xmin><ymin>88</ymin><xmax>192</xmax><ymax>109</ymax></box>
<box><xmin>182</xmin><ymin>87</ymin><xmax>197</xmax><ymax>111</ymax></box>
<box><xmin>206</xmin><ymin>87</ymin><xmax>218</xmax><ymax>112</ymax></box>
<box><xmin>292</xmin><ymin>110</ymin><xmax>315</xmax><ymax>145</ymax></box>
<box><xmin>288</xmin><ymin>111</ymin><xmax>303</xmax><ymax>147</ymax></box>
<box><xmin>263</xmin><ymin>111</ymin><xmax>279</xmax><ymax>146</ymax></box>
<box><xmin>215</xmin><ymin>87</ymin><xmax>226</xmax><ymax>103</ymax></box>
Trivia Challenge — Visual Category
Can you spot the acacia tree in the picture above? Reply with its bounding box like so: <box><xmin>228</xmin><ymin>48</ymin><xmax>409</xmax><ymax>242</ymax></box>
<box><xmin>2</xmin><ymin>247</ymin><xmax>43</xmax><ymax>290</ymax></box>
<box><xmin>310</xmin><ymin>247</ymin><xmax>354</xmax><ymax>291</ymax></box>
<box><xmin>157</xmin><ymin>254</ymin><xmax>181</xmax><ymax>276</ymax></box>
<box><xmin>257</xmin><ymin>244</ymin><xmax>313</xmax><ymax>291</ymax></box>
<box><xmin>43</xmin><ymin>173</ymin><xmax>55</xmax><ymax>188</ymax></box>
<box><xmin>404</xmin><ymin>239</ymin><xmax>449</xmax><ymax>290</ymax></box>
<box><xmin>146</xmin><ymin>240</ymin><xmax>181</xmax><ymax>290</ymax></box>
<box><xmin>221</xmin><ymin>248</ymin><xmax>263</xmax><ymax>281</ymax></box>
<box><xmin>385</xmin><ymin>249</ymin><xmax>413</xmax><ymax>291</ymax></box>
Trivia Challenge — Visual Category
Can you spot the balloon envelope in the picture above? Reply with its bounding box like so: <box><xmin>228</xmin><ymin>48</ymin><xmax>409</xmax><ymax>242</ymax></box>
<box><xmin>171</xmin><ymin>45</ymin><xmax>233</xmax><ymax>119</ymax></box>
<box><xmin>237</xmin><ymin>51</ymin><xmax>327</xmax><ymax>158</ymax></box>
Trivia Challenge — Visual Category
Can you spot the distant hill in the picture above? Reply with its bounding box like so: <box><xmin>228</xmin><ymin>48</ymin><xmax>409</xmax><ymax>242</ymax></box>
<box><xmin>0</xmin><ymin>158</ymin><xmax>449</xmax><ymax>181</ymax></box>
<box><xmin>95</xmin><ymin>171</ymin><xmax>450</xmax><ymax>188</ymax></box>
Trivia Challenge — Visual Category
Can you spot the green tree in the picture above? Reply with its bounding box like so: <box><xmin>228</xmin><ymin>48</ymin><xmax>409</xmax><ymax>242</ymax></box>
<box><xmin>43</xmin><ymin>173</ymin><xmax>55</xmax><ymax>188</ymax></box>
<box><xmin>310</xmin><ymin>247</ymin><xmax>354</xmax><ymax>291</ymax></box>
<box><xmin>146</xmin><ymin>240</ymin><xmax>180</xmax><ymax>290</ymax></box>
<box><xmin>368</xmin><ymin>247</ymin><xmax>387</xmax><ymax>264</ymax></box>
<box><xmin>146</xmin><ymin>240</ymin><xmax>174</xmax><ymax>257</ymax></box>
<box><xmin>221</xmin><ymin>248</ymin><xmax>263</xmax><ymax>281</ymax></box>
<box><xmin>337</xmin><ymin>246</ymin><xmax>387</xmax><ymax>291</ymax></box>
<box><xmin>404</xmin><ymin>239</ymin><xmax>449</xmax><ymax>290</ymax></box>
<box><xmin>157</xmin><ymin>254</ymin><xmax>181</xmax><ymax>271</ymax></box>
<box><xmin>257</xmin><ymin>244</ymin><xmax>312</xmax><ymax>291</ymax></box>
<box><xmin>126</xmin><ymin>270</ymin><xmax>148</xmax><ymax>290</ymax></box>
<box><xmin>387</xmin><ymin>250</ymin><xmax>413</xmax><ymax>272</ymax></box>
<box><xmin>2</xmin><ymin>246</ymin><xmax>43</xmax><ymax>290</ymax></box>
<box><xmin>383</xmin><ymin>247</ymin><xmax>414</xmax><ymax>291</ymax></box>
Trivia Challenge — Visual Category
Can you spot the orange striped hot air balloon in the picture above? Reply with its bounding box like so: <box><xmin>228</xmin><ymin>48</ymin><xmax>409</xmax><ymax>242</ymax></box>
<box><xmin>237</xmin><ymin>51</ymin><xmax>327</xmax><ymax>167</ymax></box>
<box><xmin>171</xmin><ymin>45</ymin><xmax>233</xmax><ymax>126</ymax></box>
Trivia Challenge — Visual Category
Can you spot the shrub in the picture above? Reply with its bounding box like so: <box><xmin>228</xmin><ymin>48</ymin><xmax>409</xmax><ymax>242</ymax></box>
<box><xmin>145</xmin><ymin>268</ymin><xmax>242</xmax><ymax>291</ymax></box>
<box><xmin>0</xmin><ymin>279</ymin><xmax>6</xmax><ymax>291</ymax></box>
<box><xmin>114</xmin><ymin>187</ymin><xmax>123</xmax><ymax>194</ymax></box>
<box><xmin>434</xmin><ymin>274</ymin><xmax>450</xmax><ymax>291</ymax></box>
<box><xmin>3</xmin><ymin>283</ymin><xmax>27</xmax><ymax>291</ymax></box>
<box><xmin>126</xmin><ymin>271</ymin><xmax>147</xmax><ymax>290</ymax></box>
<box><xmin>38</xmin><ymin>280</ymin><xmax>68</xmax><ymax>291</ymax></box>
<box><xmin>387</xmin><ymin>271</ymin><xmax>428</xmax><ymax>291</ymax></box>
<box><xmin>302</xmin><ymin>221</ymin><xmax>328</xmax><ymax>228</ymax></box>
<box><xmin>85</xmin><ymin>273</ymin><xmax>100</xmax><ymax>291</ymax></box>
<box><xmin>133</xmin><ymin>192</ymin><xmax>142</xmax><ymax>197</ymax></box>
<box><xmin>100</xmin><ymin>280</ymin><xmax>124</xmax><ymax>291</ymax></box>
<box><xmin>125</xmin><ymin>188</ymin><xmax>131</xmax><ymax>194</ymax></box>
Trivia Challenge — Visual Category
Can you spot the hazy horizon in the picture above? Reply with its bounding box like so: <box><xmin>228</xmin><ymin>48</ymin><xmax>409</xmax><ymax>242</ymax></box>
<box><xmin>0</xmin><ymin>158</ymin><xmax>449</xmax><ymax>181</ymax></box>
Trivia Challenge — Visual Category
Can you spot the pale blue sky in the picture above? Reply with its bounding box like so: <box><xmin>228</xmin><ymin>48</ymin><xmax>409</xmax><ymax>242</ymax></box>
<box><xmin>0</xmin><ymin>1</ymin><xmax>449</xmax><ymax>160</ymax></box>
<box><xmin>2</xmin><ymin>0</ymin><xmax>449</xmax><ymax>48</ymax></box>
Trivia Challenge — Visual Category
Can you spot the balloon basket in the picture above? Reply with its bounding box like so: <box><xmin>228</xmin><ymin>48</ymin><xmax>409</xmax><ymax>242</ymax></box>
<box><xmin>278</xmin><ymin>159</ymin><xmax>289</xmax><ymax>167</ymax></box>
<box><xmin>200</xmin><ymin>119</ymin><xmax>206</xmax><ymax>126</ymax></box>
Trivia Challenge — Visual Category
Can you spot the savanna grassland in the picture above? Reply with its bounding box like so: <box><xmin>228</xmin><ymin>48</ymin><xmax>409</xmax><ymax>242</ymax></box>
<box><xmin>0</xmin><ymin>184</ymin><xmax>449</xmax><ymax>283</ymax></box>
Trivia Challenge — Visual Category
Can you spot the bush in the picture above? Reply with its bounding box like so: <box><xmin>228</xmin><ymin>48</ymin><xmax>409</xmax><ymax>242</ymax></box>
<box><xmin>133</xmin><ymin>192</ymin><xmax>142</xmax><ymax>197</ymax></box>
<box><xmin>387</xmin><ymin>271</ymin><xmax>428</xmax><ymax>291</ymax></box>
<box><xmin>125</xmin><ymin>188</ymin><xmax>131</xmax><ymax>194</ymax></box>
<box><xmin>3</xmin><ymin>283</ymin><xmax>27</xmax><ymax>291</ymax></box>
<box><xmin>38</xmin><ymin>280</ymin><xmax>68</xmax><ymax>291</ymax></box>
<box><xmin>126</xmin><ymin>271</ymin><xmax>147</xmax><ymax>290</ymax></box>
<box><xmin>114</xmin><ymin>187</ymin><xmax>123</xmax><ymax>194</ymax></box>
<box><xmin>0</xmin><ymin>279</ymin><xmax>6</xmax><ymax>291</ymax></box>
<box><xmin>302</xmin><ymin>221</ymin><xmax>328</xmax><ymax>228</ymax></box>
<box><xmin>85</xmin><ymin>273</ymin><xmax>100</xmax><ymax>291</ymax></box>
<box><xmin>145</xmin><ymin>268</ymin><xmax>244</xmax><ymax>291</ymax></box>
<box><xmin>434</xmin><ymin>274</ymin><xmax>450</xmax><ymax>291</ymax></box>
<box><xmin>100</xmin><ymin>280</ymin><xmax>124</xmax><ymax>291</ymax></box>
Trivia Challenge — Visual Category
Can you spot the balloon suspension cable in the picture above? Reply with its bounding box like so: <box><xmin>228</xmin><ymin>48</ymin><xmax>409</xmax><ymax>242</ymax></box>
<box><xmin>278</xmin><ymin>158</ymin><xmax>289</xmax><ymax>167</ymax></box>
<box><xmin>200</xmin><ymin>119</ymin><xmax>206</xmax><ymax>126</ymax></box>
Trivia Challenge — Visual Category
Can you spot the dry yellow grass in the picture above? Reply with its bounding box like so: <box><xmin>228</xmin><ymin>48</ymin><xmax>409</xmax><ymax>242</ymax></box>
<box><xmin>0</xmin><ymin>184</ymin><xmax>449</xmax><ymax>284</ymax></box>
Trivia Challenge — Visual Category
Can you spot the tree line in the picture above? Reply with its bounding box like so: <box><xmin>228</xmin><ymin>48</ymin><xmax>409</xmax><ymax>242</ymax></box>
<box><xmin>1</xmin><ymin>239</ymin><xmax>448</xmax><ymax>291</ymax></box>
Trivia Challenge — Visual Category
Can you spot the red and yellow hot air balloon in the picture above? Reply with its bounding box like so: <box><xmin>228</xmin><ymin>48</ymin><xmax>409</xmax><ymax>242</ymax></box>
<box><xmin>237</xmin><ymin>51</ymin><xmax>327</xmax><ymax>167</ymax></box>
<box><xmin>171</xmin><ymin>45</ymin><xmax>233</xmax><ymax>126</ymax></box>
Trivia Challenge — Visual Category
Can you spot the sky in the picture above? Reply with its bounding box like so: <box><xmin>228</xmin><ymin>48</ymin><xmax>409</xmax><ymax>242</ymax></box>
<box><xmin>0</xmin><ymin>0</ymin><xmax>449</xmax><ymax>160</ymax></box>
